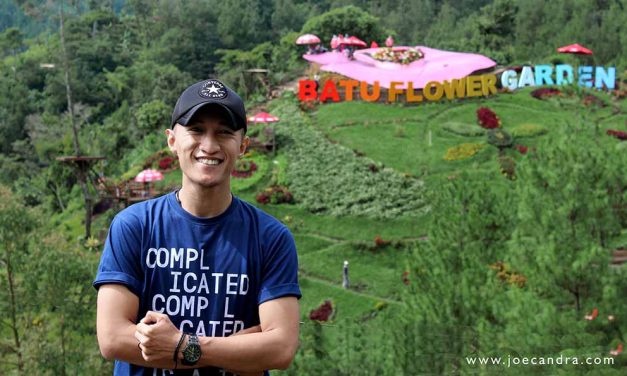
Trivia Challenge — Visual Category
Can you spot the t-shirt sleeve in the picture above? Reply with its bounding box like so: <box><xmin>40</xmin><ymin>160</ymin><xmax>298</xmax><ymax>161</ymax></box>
<box><xmin>93</xmin><ymin>213</ymin><xmax>144</xmax><ymax>297</ymax></box>
<box><xmin>258</xmin><ymin>225</ymin><xmax>302</xmax><ymax>305</ymax></box>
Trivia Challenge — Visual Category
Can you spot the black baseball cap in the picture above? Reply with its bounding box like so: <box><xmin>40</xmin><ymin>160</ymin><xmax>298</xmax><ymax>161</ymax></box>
<box><xmin>171</xmin><ymin>79</ymin><xmax>247</xmax><ymax>132</ymax></box>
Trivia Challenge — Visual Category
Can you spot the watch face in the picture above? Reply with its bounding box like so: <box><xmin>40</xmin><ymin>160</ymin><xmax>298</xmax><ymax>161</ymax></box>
<box><xmin>184</xmin><ymin>344</ymin><xmax>201</xmax><ymax>363</ymax></box>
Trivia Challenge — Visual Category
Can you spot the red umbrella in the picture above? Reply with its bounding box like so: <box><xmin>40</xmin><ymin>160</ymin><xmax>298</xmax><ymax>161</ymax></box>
<box><xmin>370</xmin><ymin>41</ymin><xmax>379</xmax><ymax>48</ymax></box>
<box><xmin>330</xmin><ymin>35</ymin><xmax>339</xmax><ymax>49</ymax></box>
<box><xmin>134</xmin><ymin>169</ymin><xmax>164</xmax><ymax>183</ymax></box>
<box><xmin>557</xmin><ymin>43</ymin><xmax>593</xmax><ymax>55</ymax></box>
<box><xmin>296</xmin><ymin>34</ymin><xmax>321</xmax><ymax>45</ymax></box>
<box><xmin>333</xmin><ymin>35</ymin><xmax>346</xmax><ymax>49</ymax></box>
<box><xmin>342</xmin><ymin>36</ymin><xmax>367</xmax><ymax>48</ymax></box>
<box><xmin>247</xmin><ymin>112</ymin><xmax>279</xmax><ymax>124</ymax></box>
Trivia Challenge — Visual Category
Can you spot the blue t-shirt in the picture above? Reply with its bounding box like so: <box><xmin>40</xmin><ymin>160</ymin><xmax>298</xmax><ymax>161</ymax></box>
<box><xmin>93</xmin><ymin>192</ymin><xmax>301</xmax><ymax>376</ymax></box>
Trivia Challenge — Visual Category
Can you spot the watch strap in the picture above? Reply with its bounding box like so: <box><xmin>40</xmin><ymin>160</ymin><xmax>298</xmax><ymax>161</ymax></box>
<box><xmin>173</xmin><ymin>332</ymin><xmax>186</xmax><ymax>369</ymax></box>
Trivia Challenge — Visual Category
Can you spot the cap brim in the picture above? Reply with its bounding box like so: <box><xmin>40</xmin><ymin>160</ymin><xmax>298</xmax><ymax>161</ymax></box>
<box><xmin>173</xmin><ymin>102</ymin><xmax>244</xmax><ymax>131</ymax></box>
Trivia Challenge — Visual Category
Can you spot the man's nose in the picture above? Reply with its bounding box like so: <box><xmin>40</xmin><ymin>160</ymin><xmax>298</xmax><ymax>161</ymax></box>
<box><xmin>198</xmin><ymin>133</ymin><xmax>220</xmax><ymax>153</ymax></box>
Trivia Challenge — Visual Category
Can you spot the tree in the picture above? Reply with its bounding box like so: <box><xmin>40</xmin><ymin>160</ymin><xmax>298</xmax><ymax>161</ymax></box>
<box><xmin>510</xmin><ymin>126</ymin><xmax>625</xmax><ymax>313</ymax></box>
<box><xmin>0</xmin><ymin>185</ymin><xmax>108</xmax><ymax>374</ymax></box>
<box><xmin>300</xmin><ymin>5</ymin><xmax>388</xmax><ymax>47</ymax></box>
<box><xmin>467</xmin><ymin>0</ymin><xmax>518</xmax><ymax>64</ymax></box>
<box><xmin>0</xmin><ymin>185</ymin><xmax>34</xmax><ymax>374</ymax></box>
<box><xmin>271</xmin><ymin>0</ymin><xmax>307</xmax><ymax>39</ymax></box>
<box><xmin>402</xmin><ymin>172</ymin><xmax>516</xmax><ymax>373</ymax></box>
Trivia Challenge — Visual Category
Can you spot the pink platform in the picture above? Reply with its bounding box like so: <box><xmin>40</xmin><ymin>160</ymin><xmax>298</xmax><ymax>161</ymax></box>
<box><xmin>303</xmin><ymin>46</ymin><xmax>497</xmax><ymax>89</ymax></box>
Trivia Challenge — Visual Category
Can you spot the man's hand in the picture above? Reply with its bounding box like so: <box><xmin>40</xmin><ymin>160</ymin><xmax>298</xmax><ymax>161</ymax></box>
<box><xmin>134</xmin><ymin>311</ymin><xmax>181</xmax><ymax>364</ymax></box>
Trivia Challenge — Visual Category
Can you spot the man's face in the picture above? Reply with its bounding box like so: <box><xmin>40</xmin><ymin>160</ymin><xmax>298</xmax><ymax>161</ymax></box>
<box><xmin>166</xmin><ymin>109</ymin><xmax>249</xmax><ymax>191</ymax></box>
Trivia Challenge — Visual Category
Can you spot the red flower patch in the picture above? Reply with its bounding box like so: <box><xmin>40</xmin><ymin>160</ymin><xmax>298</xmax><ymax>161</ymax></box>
<box><xmin>309</xmin><ymin>300</ymin><xmax>333</xmax><ymax>322</ymax></box>
<box><xmin>374</xmin><ymin>235</ymin><xmax>391</xmax><ymax>248</ymax></box>
<box><xmin>402</xmin><ymin>271</ymin><xmax>410</xmax><ymax>285</ymax></box>
<box><xmin>476</xmin><ymin>107</ymin><xmax>501</xmax><ymax>129</ymax></box>
<box><xmin>531</xmin><ymin>88</ymin><xmax>561</xmax><ymax>99</ymax></box>
<box><xmin>158</xmin><ymin>156</ymin><xmax>175</xmax><ymax>171</ymax></box>
<box><xmin>516</xmin><ymin>145</ymin><xmax>528</xmax><ymax>154</ymax></box>
<box><xmin>607</xmin><ymin>129</ymin><xmax>627</xmax><ymax>141</ymax></box>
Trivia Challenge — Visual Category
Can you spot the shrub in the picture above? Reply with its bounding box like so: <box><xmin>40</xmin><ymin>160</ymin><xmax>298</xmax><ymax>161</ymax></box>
<box><xmin>441</xmin><ymin>121</ymin><xmax>487</xmax><ymax>137</ymax></box>
<box><xmin>272</xmin><ymin>96</ymin><xmax>427</xmax><ymax>219</ymax></box>
<box><xmin>487</xmin><ymin>129</ymin><xmax>514</xmax><ymax>149</ymax></box>
<box><xmin>255</xmin><ymin>185</ymin><xmax>294</xmax><ymax>205</ymax></box>
<box><xmin>476</xmin><ymin>107</ymin><xmax>501</xmax><ymax>129</ymax></box>
<box><xmin>443</xmin><ymin>143</ymin><xmax>486</xmax><ymax>161</ymax></box>
<box><xmin>510</xmin><ymin>123</ymin><xmax>547</xmax><ymax>138</ymax></box>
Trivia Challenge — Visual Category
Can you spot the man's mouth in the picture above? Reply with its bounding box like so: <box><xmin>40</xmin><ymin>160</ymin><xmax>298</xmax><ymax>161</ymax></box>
<box><xmin>195</xmin><ymin>157</ymin><xmax>223</xmax><ymax>166</ymax></box>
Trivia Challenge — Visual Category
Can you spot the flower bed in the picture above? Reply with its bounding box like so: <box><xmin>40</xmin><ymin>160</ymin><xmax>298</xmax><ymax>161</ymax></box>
<box><xmin>531</xmin><ymin>87</ymin><xmax>561</xmax><ymax>99</ymax></box>
<box><xmin>476</xmin><ymin>107</ymin><xmax>501</xmax><ymax>129</ymax></box>
<box><xmin>515</xmin><ymin>145</ymin><xmax>528</xmax><ymax>154</ymax></box>
<box><xmin>231</xmin><ymin>160</ymin><xmax>258</xmax><ymax>178</ymax></box>
<box><xmin>441</xmin><ymin>121</ymin><xmax>487</xmax><ymax>137</ymax></box>
<box><xmin>487</xmin><ymin>129</ymin><xmax>514</xmax><ymax>149</ymax></box>
<box><xmin>370</xmin><ymin>47</ymin><xmax>424</xmax><ymax>65</ymax></box>
<box><xmin>255</xmin><ymin>185</ymin><xmax>294</xmax><ymax>205</ymax></box>
<box><xmin>607</xmin><ymin>129</ymin><xmax>627</xmax><ymax>141</ymax></box>
<box><xmin>309</xmin><ymin>300</ymin><xmax>334</xmax><ymax>322</ymax></box>
<box><xmin>510</xmin><ymin>123</ymin><xmax>547</xmax><ymax>138</ymax></box>
<box><xmin>158</xmin><ymin>156</ymin><xmax>176</xmax><ymax>171</ymax></box>
<box><xmin>443</xmin><ymin>143</ymin><xmax>487</xmax><ymax>161</ymax></box>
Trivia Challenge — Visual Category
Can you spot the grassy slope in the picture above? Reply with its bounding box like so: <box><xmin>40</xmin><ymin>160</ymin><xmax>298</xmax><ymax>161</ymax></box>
<box><xmin>313</xmin><ymin>87</ymin><xmax>624</xmax><ymax>185</ymax></box>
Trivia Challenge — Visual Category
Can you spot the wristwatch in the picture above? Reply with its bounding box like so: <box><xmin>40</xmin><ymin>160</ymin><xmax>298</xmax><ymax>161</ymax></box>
<box><xmin>181</xmin><ymin>334</ymin><xmax>202</xmax><ymax>366</ymax></box>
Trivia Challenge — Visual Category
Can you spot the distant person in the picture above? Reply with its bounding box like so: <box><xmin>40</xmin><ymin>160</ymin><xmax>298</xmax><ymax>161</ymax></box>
<box><xmin>94</xmin><ymin>79</ymin><xmax>301</xmax><ymax>375</ymax></box>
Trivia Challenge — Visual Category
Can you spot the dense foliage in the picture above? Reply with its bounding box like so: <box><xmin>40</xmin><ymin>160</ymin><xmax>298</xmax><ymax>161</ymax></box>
<box><xmin>271</xmin><ymin>95</ymin><xmax>427</xmax><ymax>219</ymax></box>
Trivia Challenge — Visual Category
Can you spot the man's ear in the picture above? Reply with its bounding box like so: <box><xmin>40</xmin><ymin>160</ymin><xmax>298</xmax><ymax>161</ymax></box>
<box><xmin>166</xmin><ymin>128</ymin><xmax>177</xmax><ymax>155</ymax></box>
<box><xmin>239</xmin><ymin>135</ymin><xmax>250</xmax><ymax>156</ymax></box>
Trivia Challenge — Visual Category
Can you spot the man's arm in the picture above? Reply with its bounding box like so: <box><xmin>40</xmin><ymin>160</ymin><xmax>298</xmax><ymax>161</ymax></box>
<box><xmin>96</xmin><ymin>284</ymin><xmax>178</xmax><ymax>369</ymax></box>
<box><xmin>136</xmin><ymin>296</ymin><xmax>300</xmax><ymax>373</ymax></box>
<box><xmin>194</xmin><ymin>296</ymin><xmax>300</xmax><ymax>371</ymax></box>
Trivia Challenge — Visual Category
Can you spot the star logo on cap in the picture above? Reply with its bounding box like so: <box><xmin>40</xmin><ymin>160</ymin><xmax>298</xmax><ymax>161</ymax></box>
<box><xmin>199</xmin><ymin>80</ymin><xmax>227</xmax><ymax>99</ymax></box>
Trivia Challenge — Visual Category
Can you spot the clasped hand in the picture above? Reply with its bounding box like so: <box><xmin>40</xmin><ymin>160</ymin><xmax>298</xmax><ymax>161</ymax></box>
<box><xmin>134</xmin><ymin>311</ymin><xmax>180</xmax><ymax>364</ymax></box>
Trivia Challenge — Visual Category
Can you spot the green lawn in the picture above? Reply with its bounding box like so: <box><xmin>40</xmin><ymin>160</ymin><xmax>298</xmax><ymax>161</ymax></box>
<box><xmin>299</xmin><ymin>242</ymin><xmax>409</xmax><ymax>301</ymax></box>
<box><xmin>311</xmin><ymin>86</ymin><xmax>624</xmax><ymax>184</ymax></box>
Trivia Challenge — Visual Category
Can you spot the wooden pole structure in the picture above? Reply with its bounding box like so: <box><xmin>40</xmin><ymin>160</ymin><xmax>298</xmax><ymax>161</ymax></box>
<box><xmin>59</xmin><ymin>2</ymin><xmax>94</xmax><ymax>239</ymax></box>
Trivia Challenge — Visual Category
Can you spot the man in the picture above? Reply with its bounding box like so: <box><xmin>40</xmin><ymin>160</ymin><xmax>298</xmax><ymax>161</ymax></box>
<box><xmin>93</xmin><ymin>79</ymin><xmax>301</xmax><ymax>376</ymax></box>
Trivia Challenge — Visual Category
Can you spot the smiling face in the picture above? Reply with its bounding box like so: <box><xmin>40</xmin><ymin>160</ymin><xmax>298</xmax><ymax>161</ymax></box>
<box><xmin>166</xmin><ymin>105</ymin><xmax>249</xmax><ymax>192</ymax></box>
